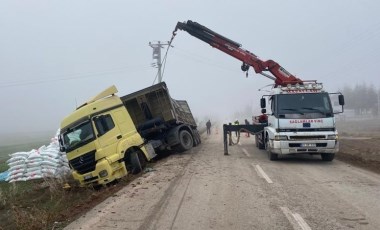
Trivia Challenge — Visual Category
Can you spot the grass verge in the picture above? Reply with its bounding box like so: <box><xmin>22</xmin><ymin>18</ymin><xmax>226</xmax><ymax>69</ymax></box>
<box><xmin>0</xmin><ymin>174</ymin><xmax>137</xmax><ymax>230</ymax></box>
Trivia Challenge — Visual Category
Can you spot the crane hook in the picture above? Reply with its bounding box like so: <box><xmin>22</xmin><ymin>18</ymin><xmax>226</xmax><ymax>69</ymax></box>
<box><xmin>241</xmin><ymin>63</ymin><xmax>249</xmax><ymax>72</ymax></box>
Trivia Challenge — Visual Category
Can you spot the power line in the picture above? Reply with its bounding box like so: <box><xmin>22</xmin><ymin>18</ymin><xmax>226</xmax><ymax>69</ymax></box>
<box><xmin>0</xmin><ymin>65</ymin><xmax>149</xmax><ymax>88</ymax></box>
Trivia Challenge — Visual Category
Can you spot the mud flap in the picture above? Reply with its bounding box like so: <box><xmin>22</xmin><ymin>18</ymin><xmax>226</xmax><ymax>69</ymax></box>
<box><xmin>144</xmin><ymin>142</ymin><xmax>157</xmax><ymax>159</ymax></box>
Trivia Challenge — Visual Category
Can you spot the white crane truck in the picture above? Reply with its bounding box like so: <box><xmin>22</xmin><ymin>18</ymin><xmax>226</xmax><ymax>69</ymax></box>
<box><xmin>172</xmin><ymin>20</ymin><xmax>345</xmax><ymax>161</ymax></box>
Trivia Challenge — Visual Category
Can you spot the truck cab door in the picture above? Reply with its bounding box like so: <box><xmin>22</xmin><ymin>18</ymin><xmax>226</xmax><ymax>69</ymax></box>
<box><xmin>93</xmin><ymin>113</ymin><xmax>121</xmax><ymax>156</ymax></box>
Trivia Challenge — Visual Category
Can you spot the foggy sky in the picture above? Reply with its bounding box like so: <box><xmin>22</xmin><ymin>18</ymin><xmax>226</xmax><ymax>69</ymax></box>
<box><xmin>1</xmin><ymin>0</ymin><xmax>379</xmax><ymax>136</ymax></box>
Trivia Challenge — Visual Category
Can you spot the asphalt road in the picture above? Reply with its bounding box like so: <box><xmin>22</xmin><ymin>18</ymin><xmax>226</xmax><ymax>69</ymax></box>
<box><xmin>65</xmin><ymin>130</ymin><xmax>380</xmax><ymax>230</ymax></box>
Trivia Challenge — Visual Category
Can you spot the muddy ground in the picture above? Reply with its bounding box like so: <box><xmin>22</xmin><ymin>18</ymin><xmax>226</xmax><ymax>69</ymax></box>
<box><xmin>337</xmin><ymin>118</ymin><xmax>380</xmax><ymax>174</ymax></box>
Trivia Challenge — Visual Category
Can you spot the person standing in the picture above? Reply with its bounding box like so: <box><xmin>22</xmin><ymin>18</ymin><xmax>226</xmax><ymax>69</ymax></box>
<box><xmin>206</xmin><ymin>120</ymin><xmax>211</xmax><ymax>135</ymax></box>
<box><xmin>244</xmin><ymin>119</ymin><xmax>250</xmax><ymax>137</ymax></box>
<box><xmin>234</xmin><ymin>119</ymin><xmax>240</xmax><ymax>137</ymax></box>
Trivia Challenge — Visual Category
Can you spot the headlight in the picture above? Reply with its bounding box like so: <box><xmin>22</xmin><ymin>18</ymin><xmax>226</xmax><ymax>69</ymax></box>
<box><xmin>327</xmin><ymin>134</ymin><xmax>338</xmax><ymax>140</ymax></box>
<box><xmin>99</xmin><ymin>170</ymin><xmax>108</xmax><ymax>178</ymax></box>
<box><xmin>274</xmin><ymin>135</ymin><xmax>288</xmax><ymax>140</ymax></box>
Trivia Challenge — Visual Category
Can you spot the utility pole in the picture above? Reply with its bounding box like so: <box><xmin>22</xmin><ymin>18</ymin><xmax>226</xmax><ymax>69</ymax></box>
<box><xmin>149</xmin><ymin>41</ymin><xmax>170</xmax><ymax>83</ymax></box>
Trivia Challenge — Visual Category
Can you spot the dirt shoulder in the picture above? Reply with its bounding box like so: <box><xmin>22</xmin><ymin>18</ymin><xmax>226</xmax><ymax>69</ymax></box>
<box><xmin>336</xmin><ymin>118</ymin><xmax>380</xmax><ymax>174</ymax></box>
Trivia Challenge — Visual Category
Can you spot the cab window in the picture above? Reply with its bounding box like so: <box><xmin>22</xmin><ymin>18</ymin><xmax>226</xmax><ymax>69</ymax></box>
<box><xmin>94</xmin><ymin>114</ymin><xmax>115</xmax><ymax>136</ymax></box>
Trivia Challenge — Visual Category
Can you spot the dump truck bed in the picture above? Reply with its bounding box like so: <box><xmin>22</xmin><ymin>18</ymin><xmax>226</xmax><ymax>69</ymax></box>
<box><xmin>120</xmin><ymin>82</ymin><xmax>197</xmax><ymax>128</ymax></box>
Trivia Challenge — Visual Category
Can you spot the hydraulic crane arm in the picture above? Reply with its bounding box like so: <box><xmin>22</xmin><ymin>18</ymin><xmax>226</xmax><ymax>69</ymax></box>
<box><xmin>172</xmin><ymin>20</ymin><xmax>303</xmax><ymax>86</ymax></box>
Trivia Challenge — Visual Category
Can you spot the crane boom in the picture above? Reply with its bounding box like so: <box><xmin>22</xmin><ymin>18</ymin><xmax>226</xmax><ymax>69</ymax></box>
<box><xmin>173</xmin><ymin>20</ymin><xmax>303</xmax><ymax>86</ymax></box>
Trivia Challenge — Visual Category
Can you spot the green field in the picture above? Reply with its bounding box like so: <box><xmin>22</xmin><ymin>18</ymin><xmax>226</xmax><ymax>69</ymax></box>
<box><xmin>0</xmin><ymin>139</ymin><xmax>98</xmax><ymax>230</ymax></box>
<box><xmin>0</xmin><ymin>141</ymin><xmax>49</xmax><ymax>171</ymax></box>
<box><xmin>0</xmin><ymin>129</ymin><xmax>55</xmax><ymax>168</ymax></box>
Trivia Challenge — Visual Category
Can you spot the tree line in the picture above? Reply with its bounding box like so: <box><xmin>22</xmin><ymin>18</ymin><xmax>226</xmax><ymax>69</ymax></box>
<box><xmin>341</xmin><ymin>84</ymin><xmax>379</xmax><ymax>116</ymax></box>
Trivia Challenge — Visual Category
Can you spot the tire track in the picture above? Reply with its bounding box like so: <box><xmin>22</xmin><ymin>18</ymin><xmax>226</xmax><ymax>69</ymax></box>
<box><xmin>137</xmin><ymin>145</ymin><xmax>202</xmax><ymax>230</ymax></box>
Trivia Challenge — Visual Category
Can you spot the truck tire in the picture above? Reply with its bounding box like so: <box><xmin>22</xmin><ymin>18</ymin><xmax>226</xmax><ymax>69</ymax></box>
<box><xmin>321</xmin><ymin>153</ymin><xmax>335</xmax><ymax>161</ymax></box>
<box><xmin>137</xmin><ymin>150</ymin><xmax>147</xmax><ymax>168</ymax></box>
<box><xmin>175</xmin><ymin>130</ymin><xmax>194</xmax><ymax>152</ymax></box>
<box><xmin>125</xmin><ymin>151</ymin><xmax>143</xmax><ymax>174</ymax></box>
<box><xmin>257</xmin><ymin>133</ymin><xmax>265</xmax><ymax>149</ymax></box>
<box><xmin>258</xmin><ymin>141</ymin><xmax>265</xmax><ymax>150</ymax></box>
<box><xmin>195</xmin><ymin>130</ymin><xmax>201</xmax><ymax>145</ymax></box>
<box><xmin>192</xmin><ymin>130</ymin><xmax>200</xmax><ymax>146</ymax></box>
<box><xmin>130</xmin><ymin>151</ymin><xmax>143</xmax><ymax>174</ymax></box>
<box><xmin>265</xmin><ymin>136</ymin><xmax>278</xmax><ymax>161</ymax></box>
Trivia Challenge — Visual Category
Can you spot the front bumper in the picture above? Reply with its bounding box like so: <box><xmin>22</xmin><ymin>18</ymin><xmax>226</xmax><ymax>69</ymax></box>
<box><xmin>270</xmin><ymin>139</ymin><xmax>339</xmax><ymax>155</ymax></box>
<box><xmin>72</xmin><ymin>158</ymin><xmax>127</xmax><ymax>186</ymax></box>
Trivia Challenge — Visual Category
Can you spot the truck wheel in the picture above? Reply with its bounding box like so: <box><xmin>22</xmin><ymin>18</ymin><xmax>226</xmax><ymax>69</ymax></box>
<box><xmin>195</xmin><ymin>131</ymin><xmax>201</xmax><ymax>145</ymax></box>
<box><xmin>125</xmin><ymin>151</ymin><xmax>143</xmax><ymax>174</ymax></box>
<box><xmin>321</xmin><ymin>153</ymin><xmax>335</xmax><ymax>161</ymax></box>
<box><xmin>265</xmin><ymin>137</ymin><xmax>277</xmax><ymax>161</ymax></box>
<box><xmin>175</xmin><ymin>130</ymin><xmax>194</xmax><ymax>152</ymax></box>
<box><xmin>193</xmin><ymin>130</ymin><xmax>201</xmax><ymax>146</ymax></box>
<box><xmin>257</xmin><ymin>133</ymin><xmax>265</xmax><ymax>149</ymax></box>
<box><xmin>258</xmin><ymin>142</ymin><xmax>265</xmax><ymax>150</ymax></box>
<box><xmin>137</xmin><ymin>151</ymin><xmax>147</xmax><ymax>168</ymax></box>
<box><xmin>192</xmin><ymin>130</ymin><xmax>200</xmax><ymax>146</ymax></box>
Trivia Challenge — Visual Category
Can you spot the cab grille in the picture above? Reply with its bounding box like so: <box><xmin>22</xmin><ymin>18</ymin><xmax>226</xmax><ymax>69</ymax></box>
<box><xmin>69</xmin><ymin>150</ymin><xmax>96</xmax><ymax>174</ymax></box>
<box><xmin>289</xmin><ymin>135</ymin><xmax>325</xmax><ymax>140</ymax></box>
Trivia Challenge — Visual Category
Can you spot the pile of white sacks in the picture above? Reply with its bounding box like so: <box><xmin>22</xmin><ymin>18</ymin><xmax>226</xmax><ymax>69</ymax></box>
<box><xmin>5</xmin><ymin>130</ymin><xmax>71</xmax><ymax>183</ymax></box>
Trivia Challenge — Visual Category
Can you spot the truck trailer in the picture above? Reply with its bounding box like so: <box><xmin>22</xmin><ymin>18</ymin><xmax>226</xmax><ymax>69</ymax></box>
<box><xmin>121</xmin><ymin>82</ymin><xmax>201</xmax><ymax>153</ymax></box>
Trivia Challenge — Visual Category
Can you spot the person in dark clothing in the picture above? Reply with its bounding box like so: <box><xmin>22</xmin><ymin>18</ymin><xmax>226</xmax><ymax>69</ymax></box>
<box><xmin>234</xmin><ymin>119</ymin><xmax>239</xmax><ymax>137</ymax></box>
<box><xmin>244</xmin><ymin>119</ymin><xmax>250</xmax><ymax>137</ymax></box>
<box><xmin>206</xmin><ymin>120</ymin><xmax>211</xmax><ymax>135</ymax></box>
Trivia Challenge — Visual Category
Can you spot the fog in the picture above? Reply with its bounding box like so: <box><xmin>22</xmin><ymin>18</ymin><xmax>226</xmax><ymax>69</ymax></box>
<box><xmin>0</xmin><ymin>0</ymin><xmax>379</xmax><ymax>140</ymax></box>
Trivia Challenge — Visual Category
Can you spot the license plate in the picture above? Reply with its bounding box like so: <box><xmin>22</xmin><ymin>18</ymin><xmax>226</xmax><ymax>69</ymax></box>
<box><xmin>84</xmin><ymin>174</ymin><xmax>93</xmax><ymax>180</ymax></box>
<box><xmin>301</xmin><ymin>143</ymin><xmax>316</xmax><ymax>147</ymax></box>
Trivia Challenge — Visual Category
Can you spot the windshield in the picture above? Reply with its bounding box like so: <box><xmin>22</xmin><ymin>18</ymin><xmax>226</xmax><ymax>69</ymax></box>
<box><xmin>275</xmin><ymin>93</ymin><xmax>333</xmax><ymax>118</ymax></box>
<box><xmin>62</xmin><ymin>120</ymin><xmax>95</xmax><ymax>152</ymax></box>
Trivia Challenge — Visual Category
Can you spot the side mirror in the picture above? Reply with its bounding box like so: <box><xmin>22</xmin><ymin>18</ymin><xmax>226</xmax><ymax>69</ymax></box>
<box><xmin>338</xmin><ymin>95</ymin><xmax>345</xmax><ymax>106</ymax></box>
<box><xmin>58</xmin><ymin>135</ymin><xmax>66</xmax><ymax>152</ymax></box>
<box><xmin>260</xmin><ymin>98</ymin><xmax>266</xmax><ymax>108</ymax></box>
<box><xmin>261</xmin><ymin>108</ymin><xmax>266</xmax><ymax>114</ymax></box>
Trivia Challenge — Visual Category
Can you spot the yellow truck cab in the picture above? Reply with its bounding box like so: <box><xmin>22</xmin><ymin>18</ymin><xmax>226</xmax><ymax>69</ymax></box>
<box><xmin>59</xmin><ymin>86</ymin><xmax>156</xmax><ymax>186</ymax></box>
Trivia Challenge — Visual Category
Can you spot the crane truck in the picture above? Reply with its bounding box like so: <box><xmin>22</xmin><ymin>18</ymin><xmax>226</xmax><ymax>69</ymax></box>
<box><xmin>58</xmin><ymin>82</ymin><xmax>200</xmax><ymax>187</ymax></box>
<box><xmin>172</xmin><ymin>20</ymin><xmax>345</xmax><ymax>161</ymax></box>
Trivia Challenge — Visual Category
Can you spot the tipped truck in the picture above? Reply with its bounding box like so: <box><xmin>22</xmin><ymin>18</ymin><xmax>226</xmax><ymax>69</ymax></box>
<box><xmin>59</xmin><ymin>82</ymin><xmax>200</xmax><ymax>187</ymax></box>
